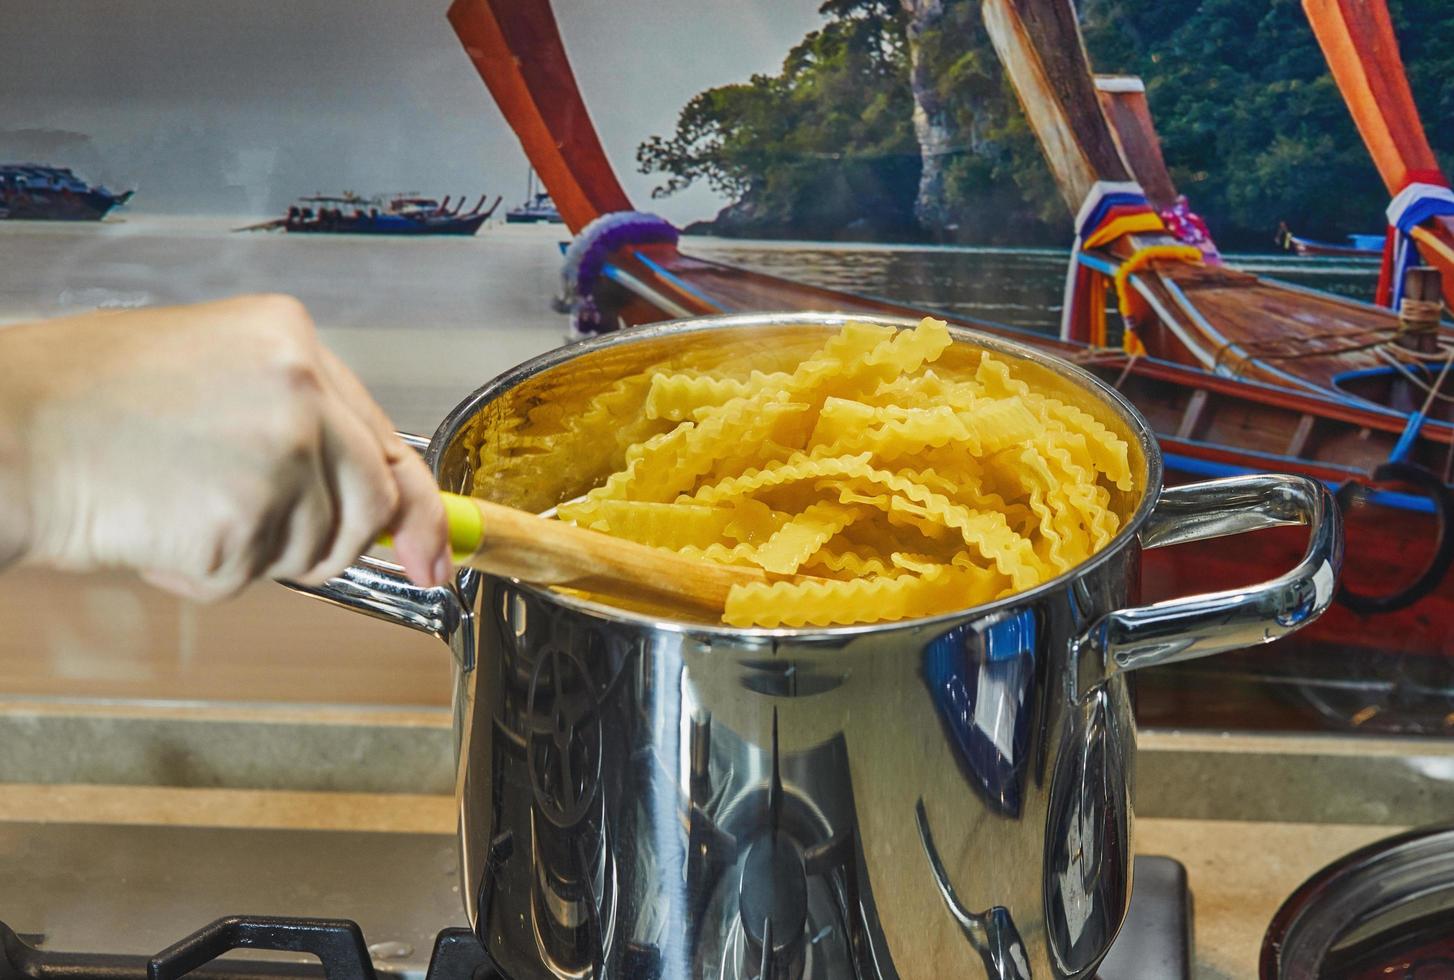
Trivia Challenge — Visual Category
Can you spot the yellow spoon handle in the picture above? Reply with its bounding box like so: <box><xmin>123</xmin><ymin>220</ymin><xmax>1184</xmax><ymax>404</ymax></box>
<box><xmin>376</xmin><ymin>492</ymin><xmax>815</xmax><ymax>613</ymax></box>
<box><xmin>441</xmin><ymin>492</ymin><xmax>486</xmax><ymax>559</ymax></box>
<box><xmin>377</xmin><ymin>492</ymin><xmax>486</xmax><ymax>561</ymax></box>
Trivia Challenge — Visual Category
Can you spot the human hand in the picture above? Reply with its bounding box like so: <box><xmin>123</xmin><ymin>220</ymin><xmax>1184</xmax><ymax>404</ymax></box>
<box><xmin>0</xmin><ymin>294</ymin><xmax>450</xmax><ymax>600</ymax></box>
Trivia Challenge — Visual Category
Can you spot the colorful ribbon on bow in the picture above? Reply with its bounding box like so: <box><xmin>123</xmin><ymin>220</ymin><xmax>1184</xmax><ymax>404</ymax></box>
<box><xmin>1061</xmin><ymin>181</ymin><xmax>1201</xmax><ymax>354</ymax></box>
<box><xmin>1376</xmin><ymin>174</ymin><xmax>1454</xmax><ymax>309</ymax></box>
<box><xmin>558</xmin><ymin>210</ymin><xmax>679</xmax><ymax>337</ymax></box>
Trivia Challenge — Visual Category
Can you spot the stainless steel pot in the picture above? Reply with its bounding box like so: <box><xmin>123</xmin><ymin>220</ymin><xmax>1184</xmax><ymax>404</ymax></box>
<box><xmin>290</xmin><ymin>313</ymin><xmax>1341</xmax><ymax>980</ymax></box>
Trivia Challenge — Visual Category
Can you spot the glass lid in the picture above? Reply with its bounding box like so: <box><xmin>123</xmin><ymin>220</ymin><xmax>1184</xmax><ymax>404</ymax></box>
<box><xmin>1262</xmin><ymin>824</ymin><xmax>1454</xmax><ymax>979</ymax></box>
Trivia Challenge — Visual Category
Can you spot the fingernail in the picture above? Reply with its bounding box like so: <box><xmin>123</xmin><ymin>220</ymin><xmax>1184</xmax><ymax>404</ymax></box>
<box><xmin>432</xmin><ymin>553</ymin><xmax>452</xmax><ymax>586</ymax></box>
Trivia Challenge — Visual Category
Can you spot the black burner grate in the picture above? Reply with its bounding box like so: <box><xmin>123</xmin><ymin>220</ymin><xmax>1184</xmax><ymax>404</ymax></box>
<box><xmin>0</xmin><ymin>919</ymin><xmax>497</xmax><ymax>980</ymax></box>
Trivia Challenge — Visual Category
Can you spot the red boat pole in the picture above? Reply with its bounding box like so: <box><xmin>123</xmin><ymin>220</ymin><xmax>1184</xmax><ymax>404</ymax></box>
<box><xmin>1303</xmin><ymin>0</ymin><xmax>1454</xmax><ymax>309</ymax></box>
<box><xmin>446</xmin><ymin>0</ymin><xmax>632</xmax><ymax>233</ymax></box>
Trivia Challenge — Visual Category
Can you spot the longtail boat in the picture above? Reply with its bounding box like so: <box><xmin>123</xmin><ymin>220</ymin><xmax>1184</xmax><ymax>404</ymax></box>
<box><xmin>237</xmin><ymin>192</ymin><xmax>501</xmax><ymax>236</ymax></box>
<box><xmin>1278</xmin><ymin>224</ymin><xmax>1385</xmax><ymax>258</ymax></box>
<box><xmin>0</xmin><ymin>164</ymin><xmax>133</xmax><ymax>221</ymax></box>
<box><xmin>1303</xmin><ymin>0</ymin><xmax>1454</xmax><ymax>313</ymax></box>
<box><xmin>444</xmin><ymin>0</ymin><xmax>1454</xmax><ymax>724</ymax></box>
<box><xmin>980</xmin><ymin>0</ymin><xmax>1453</xmax><ymax>406</ymax></box>
<box><xmin>978</xmin><ymin>0</ymin><xmax>1453</xmax><ymax>720</ymax></box>
<box><xmin>1092</xmin><ymin>75</ymin><xmax>1220</xmax><ymax>264</ymax></box>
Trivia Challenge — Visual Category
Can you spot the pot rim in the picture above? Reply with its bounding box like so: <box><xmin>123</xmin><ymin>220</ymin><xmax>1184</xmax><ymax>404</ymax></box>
<box><xmin>426</xmin><ymin>311</ymin><xmax>1165</xmax><ymax>639</ymax></box>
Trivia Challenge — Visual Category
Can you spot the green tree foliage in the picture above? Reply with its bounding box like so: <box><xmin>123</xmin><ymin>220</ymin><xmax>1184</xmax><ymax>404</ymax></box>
<box><xmin>637</xmin><ymin>0</ymin><xmax>920</xmax><ymax>240</ymax></box>
<box><xmin>640</xmin><ymin>0</ymin><xmax>1454</xmax><ymax>247</ymax></box>
<box><xmin>1079</xmin><ymin>0</ymin><xmax>1453</xmax><ymax>246</ymax></box>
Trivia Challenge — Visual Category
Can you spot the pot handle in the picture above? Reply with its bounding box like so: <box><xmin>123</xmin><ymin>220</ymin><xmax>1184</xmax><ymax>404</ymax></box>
<box><xmin>277</xmin><ymin>431</ymin><xmax>476</xmax><ymax>670</ymax></box>
<box><xmin>1076</xmin><ymin>474</ymin><xmax>1342</xmax><ymax>686</ymax></box>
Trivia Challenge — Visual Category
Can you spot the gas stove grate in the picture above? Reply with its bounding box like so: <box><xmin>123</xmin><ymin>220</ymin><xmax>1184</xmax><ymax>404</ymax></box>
<box><xmin>0</xmin><ymin>918</ymin><xmax>496</xmax><ymax>980</ymax></box>
<box><xmin>0</xmin><ymin>859</ymin><xmax>1187</xmax><ymax>980</ymax></box>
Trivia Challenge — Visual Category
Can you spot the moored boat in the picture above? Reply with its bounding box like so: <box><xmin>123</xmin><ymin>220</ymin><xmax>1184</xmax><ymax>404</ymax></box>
<box><xmin>1303</xmin><ymin>0</ymin><xmax>1454</xmax><ymax>311</ymax></box>
<box><xmin>978</xmin><ymin>0</ymin><xmax>1453</xmax><ymax>405</ymax></box>
<box><xmin>504</xmin><ymin>192</ymin><xmax>562</xmax><ymax>223</ymax></box>
<box><xmin>1278</xmin><ymin>223</ymin><xmax>1384</xmax><ymax>258</ymax></box>
<box><xmin>445</xmin><ymin>0</ymin><xmax>1454</xmax><ymax>722</ymax></box>
<box><xmin>0</xmin><ymin>164</ymin><xmax>133</xmax><ymax>221</ymax></box>
<box><xmin>504</xmin><ymin>171</ymin><xmax>563</xmax><ymax>223</ymax></box>
<box><xmin>238</xmin><ymin>192</ymin><xmax>499</xmax><ymax>235</ymax></box>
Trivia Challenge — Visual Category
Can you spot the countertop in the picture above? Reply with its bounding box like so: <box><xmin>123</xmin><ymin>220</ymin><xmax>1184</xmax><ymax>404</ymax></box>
<box><xmin>4</xmin><ymin>700</ymin><xmax>1447</xmax><ymax>977</ymax></box>
<box><xmin>0</xmin><ymin>781</ymin><xmax>1401</xmax><ymax>979</ymax></box>
<box><xmin>1136</xmin><ymin>818</ymin><xmax>1396</xmax><ymax>979</ymax></box>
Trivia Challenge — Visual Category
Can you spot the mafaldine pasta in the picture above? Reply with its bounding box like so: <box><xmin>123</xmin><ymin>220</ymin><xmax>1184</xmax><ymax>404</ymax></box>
<box><xmin>554</xmin><ymin>318</ymin><xmax>1133</xmax><ymax>628</ymax></box>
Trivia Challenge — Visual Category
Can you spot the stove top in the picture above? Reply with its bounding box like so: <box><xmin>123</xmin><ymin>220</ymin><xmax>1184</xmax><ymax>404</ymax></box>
<box><xmin>0</xmin><ymin>822</ymin><xmax>1189</xmax><ymax>979</ymax></box>
<box><xmin>0</xmin><ymin>917</ymin><xmax>491</xmax><ymax>980</ymax></box>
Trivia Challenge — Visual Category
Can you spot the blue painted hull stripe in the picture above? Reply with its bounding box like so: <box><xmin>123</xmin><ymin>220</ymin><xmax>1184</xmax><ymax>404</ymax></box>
<box><xmin>630</xmin><ymin>251</ymin><xmax>725</xmax><ymax>312</ymax></box>
<box><xmin>1334</xmin><ymin>365</ymin><xmax>1414</xmax><ymax>383</ymax></box>
<box><xmin>1077</xmin><ymin>252</ymin><xmax>1118</xmax><ymax>276</ymax></box>
<box><xmin>1169</xmin><ymin>435</ymin><xmax>1361</xmax><ymax>475</ymax></box>
<box><xmin>1391</xmin><ymin>411</ymin><xmax>1427</xmax><ymax>464</ymax></box>
<box><xmin>1164</xmin><ymin>452</ymin><xmax>1435</xmax><ymax>514</ymax></box>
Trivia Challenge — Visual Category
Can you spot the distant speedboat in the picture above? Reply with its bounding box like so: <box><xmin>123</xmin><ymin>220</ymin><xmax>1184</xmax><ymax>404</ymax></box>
<box><xmin>0</xmin><ymin>164</ymin><xmax>133</xmax><ymax>221</ymax></box>
<box><xmin>238</xmin><ymin>192</ymin><xmax>500</xmax><ymax>236</ymax></box>
<box><xmin>1278</xmin><ymin>222</ymin><xmax>1384</xmax><ymax>258</ymax></box>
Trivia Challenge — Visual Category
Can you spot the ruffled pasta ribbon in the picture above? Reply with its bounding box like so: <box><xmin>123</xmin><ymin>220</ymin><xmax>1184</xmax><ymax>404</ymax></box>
<box><xmin>554</xmin><ymin>317</ymin><xmax>1133</xmax><ymax>627</ymax></box>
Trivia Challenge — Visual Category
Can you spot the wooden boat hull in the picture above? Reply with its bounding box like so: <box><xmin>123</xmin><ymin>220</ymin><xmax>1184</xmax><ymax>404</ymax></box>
<box><xmin>0</xmin><ymin>188</ymin><xmax>130</xmax><ymax>221</ymax></box>
<box><xmin>284</xmin><ymin>213</ymin><xmax>489</xmax><ymax>236</ymax></box>
<box><xmin>1282</xmin><ymin>232</ymin><xmax>1383</xmax><ymax>258</ymax></box>
<box><xmin>1139</xmin><ymin>474</ymin><xmax>1453</xmax><ymax>732</ymax></box>
<box><xmin>1092</xmin><ymin>359</ymin><xmax>1452</xmax><ymax>660</ymax></box>
<box><xmin>604</xmin><ymin>251</ymin><xmax>1454</xmax><ymax>677</ymax></box>
<box><xmin>503</xmin><ymin>213</ymin><xmax>562</xmax><ymax>224</ymax></box>
<box><xmin>981</xmin><ymin>0</ymin><xmax>1454</xmax><ymax>406</ymax></box>
<box><xmin>1149</xmin><ymin>471</ymin><xmax>1450</xmax><ymax>654</ymax></box>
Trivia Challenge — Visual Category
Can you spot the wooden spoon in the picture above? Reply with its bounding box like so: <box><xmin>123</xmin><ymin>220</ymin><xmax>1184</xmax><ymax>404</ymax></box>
<box><xmin>386</xmin><ymin>492</ymin><xmax>803</xmax><ymax>614</ymax></box>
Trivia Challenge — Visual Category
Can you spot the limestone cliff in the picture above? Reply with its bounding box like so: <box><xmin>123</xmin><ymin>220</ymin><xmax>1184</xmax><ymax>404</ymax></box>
<box><xmin>900</xmin><ymin>0</ymin><xmax>957</xmax><ymax>233</ymax></box>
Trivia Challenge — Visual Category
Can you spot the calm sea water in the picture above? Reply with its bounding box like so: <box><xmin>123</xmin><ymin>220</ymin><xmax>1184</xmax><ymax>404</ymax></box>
<box><xmin>0</xmin><ymin>215</ymin><xmax>1381</xmax><ymax>335</ymax></box>
<box><xmin>687</xmin><ymin>236</ymin><xmax>1383</xmax><ymax>334</ymax></box>
<box><xmin>0</xmin><ymin>216</ymin><xmax>1381</xmax><ymax>429</ymax></box>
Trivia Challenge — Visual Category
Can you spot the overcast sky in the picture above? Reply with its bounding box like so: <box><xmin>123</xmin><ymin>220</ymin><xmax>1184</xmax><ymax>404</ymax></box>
<box><xmin>0</xmin><ymin>0</ymin><xmax>823</xmax><ymax>222</ymax></box>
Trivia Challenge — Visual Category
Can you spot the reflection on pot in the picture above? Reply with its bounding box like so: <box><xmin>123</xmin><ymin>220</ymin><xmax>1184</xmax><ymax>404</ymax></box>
<box><xmin>916</xmin><ymin>799</ymin><xmax>1032</xmax><ymax>980</ymax></box>
<box><xmin>924</xmin><ymin>611</ymin><xmax>1039</xmax><ymax>817</ymax></box>
<box><xmin>1044</xmin><ymin>683</ymin><xmax>1133</xmax><ymax>977</ymax></box>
